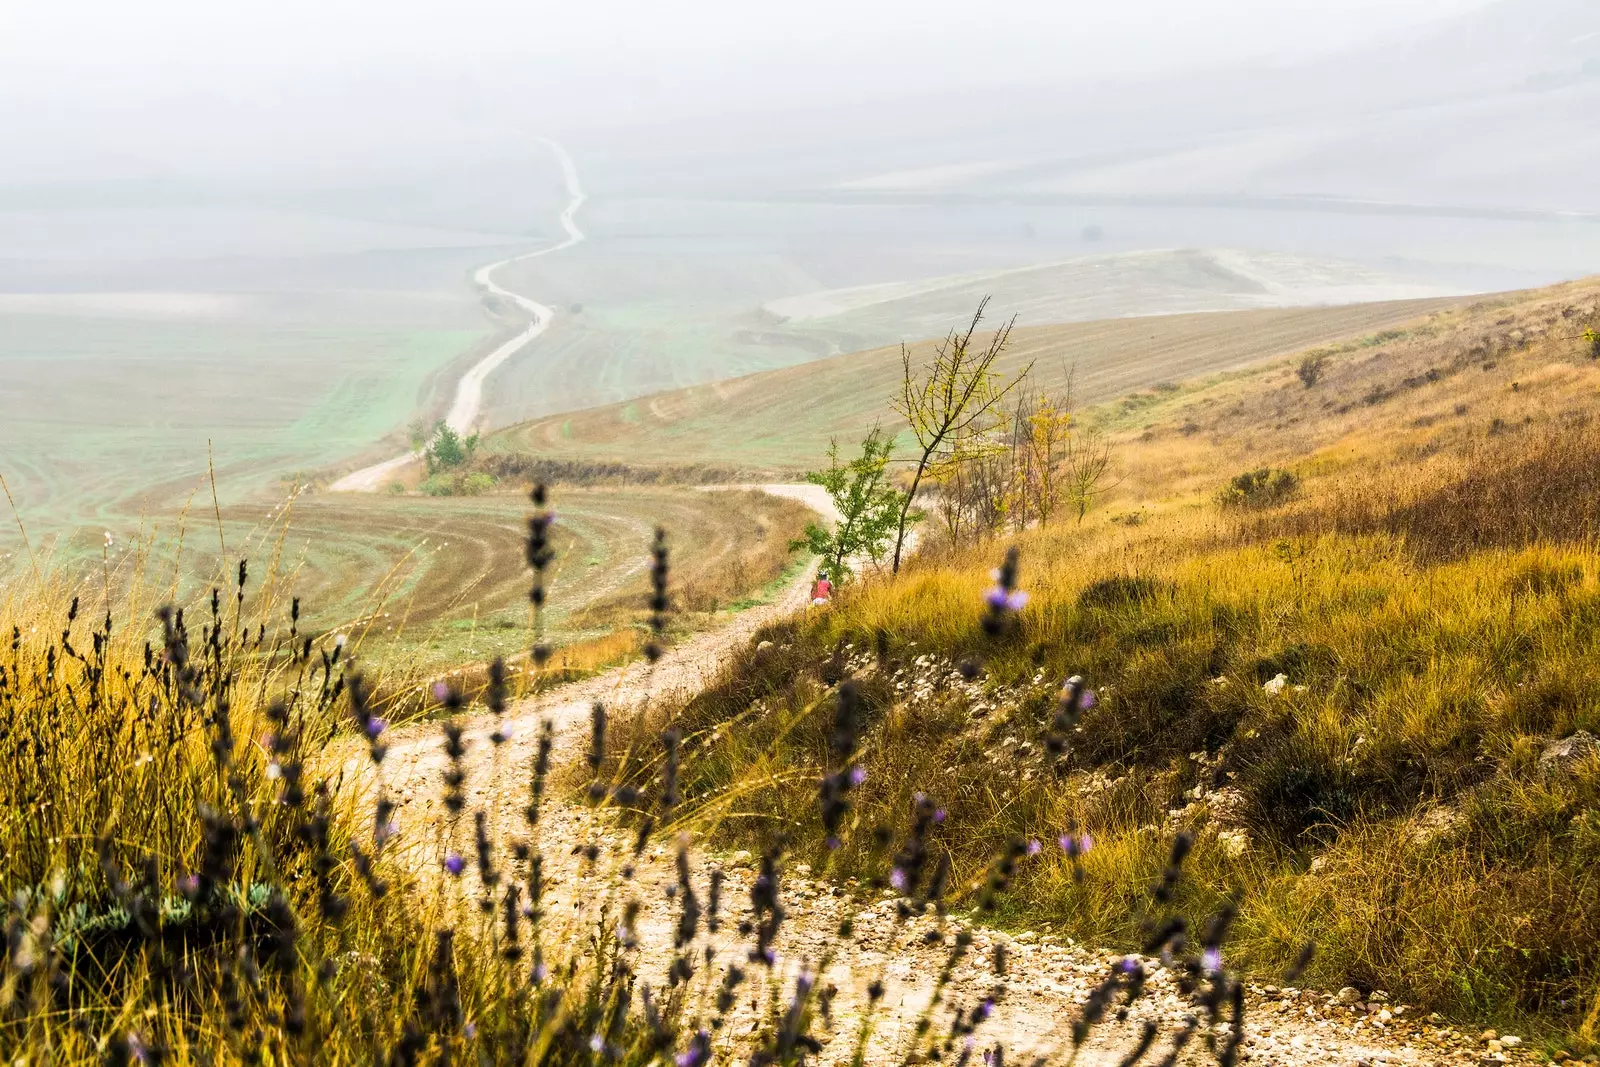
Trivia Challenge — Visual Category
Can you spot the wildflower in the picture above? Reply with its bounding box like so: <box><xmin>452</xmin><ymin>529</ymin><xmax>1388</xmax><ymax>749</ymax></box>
<box><xmin>890</xmin><ymin>868</ymin><xmax>908</xmax><ymax>891</ymax></box>
<box><xmin>1059</xmin><ymin>832</ymin><xmax>1093</xmax><ymax>857</ymax></box>
<box><xmin>464</xmin><ymin>1022</ymin><xmax>478</xmax><ymax>1039</ymax></box>
<box><xmin>849</xmin><ymin>766</ymin><xmax>868</xmax><ymax>786</ymax></box>
<box><xmin>444</xmin><ymin>853</ymin><xmax>465</xmax><ymax>877</ymax></box>
<box><xmin>645</xmin><ymin>527</ymin><xmax>671</xmax><ymax>662</ymax></box>
<box><xmin>1027</xmin><ymin>839</ymin><xmax>1042</xmax><ymax>856</ymax></box>
<box><xmin>1284</xmin><ymin>940</ymin><xmax>1316</xmax><ymax>982</ymax></box>
<box><xmin>981</xmin><ymin>546</ymin><xmax>1024</xmax><ymax>637</ymax></box>
<box><xmin>1203</xmin><ymin>946</ymin><xmax>1223</xmax><ymax>974</ymax></box>
<box><xmin>366</xmin><ymin>717</ymin><xmax>386</xmax><ymax>738</ymax></box>
<box><xmin>433</xmin><ymin>681</ymin><xmax>449</xmax><ymax>702</ymax></box>
<box><xmin>677</xmin><ymin>1030</ymin><xmax>712</xmax><ymax>1067</ymax></box>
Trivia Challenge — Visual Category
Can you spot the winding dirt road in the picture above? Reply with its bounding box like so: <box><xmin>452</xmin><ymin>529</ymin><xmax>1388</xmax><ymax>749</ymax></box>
<box><xmin>330</xmin><ymin>139</ymin><xmax>586</xmax><ymax>492</ymax></box>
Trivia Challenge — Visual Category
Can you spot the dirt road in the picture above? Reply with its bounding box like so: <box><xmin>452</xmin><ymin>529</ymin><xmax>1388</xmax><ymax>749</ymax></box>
<box><xmin>330</xmin><ymin>138</ymin><xmax>586</xmax><ymax>493</ymax></box>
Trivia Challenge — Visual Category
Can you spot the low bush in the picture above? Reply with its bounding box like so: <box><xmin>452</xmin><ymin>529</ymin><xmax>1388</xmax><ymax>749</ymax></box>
<box><xmin>1296</xmin><ymin>354</ymin><xmax>1327</xmax><ymax>388</ymax></box>
<box><xmin>1216</xmin><ymin>468</ymin><xmax>1300</xmax><ymax>509</ymax></box>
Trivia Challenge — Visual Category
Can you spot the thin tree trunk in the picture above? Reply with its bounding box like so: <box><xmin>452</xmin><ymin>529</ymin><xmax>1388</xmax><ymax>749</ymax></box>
<box><xmin>892</xmin><ymin>455</ymin><xmax>931</xmax><ymax>574</ymax></box>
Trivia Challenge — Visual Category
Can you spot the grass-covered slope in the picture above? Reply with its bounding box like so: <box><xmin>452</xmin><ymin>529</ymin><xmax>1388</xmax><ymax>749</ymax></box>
<box><xmin>628</xmin><ymin>278</ymin><xmax>1600</xmax><ymax>1038</ymax></box>
<box><xmin>485</xmin><ymin>297</ymin><xmax>1459</xmax><ymax>480</ymax></box>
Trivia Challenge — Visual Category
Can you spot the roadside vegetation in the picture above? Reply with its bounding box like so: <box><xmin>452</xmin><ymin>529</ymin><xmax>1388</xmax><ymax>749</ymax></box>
<box><xmin>602</xmin><ymin>279</ymin><xmax>1600</xmax><ymax>1045</ymax></box>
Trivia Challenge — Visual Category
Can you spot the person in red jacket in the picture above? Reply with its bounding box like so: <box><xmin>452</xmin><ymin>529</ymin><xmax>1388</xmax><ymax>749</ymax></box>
<box><xmin>810</xmin><ymin>570</ymin><xmax>833</xmax><ymax>607</ymax></box>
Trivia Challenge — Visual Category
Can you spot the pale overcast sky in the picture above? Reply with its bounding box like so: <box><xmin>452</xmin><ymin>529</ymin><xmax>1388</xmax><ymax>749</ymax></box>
<box><xmin>0</xmin><ymin>0</ymin><xmax>1501</xmax><ymax>184</ymax></box>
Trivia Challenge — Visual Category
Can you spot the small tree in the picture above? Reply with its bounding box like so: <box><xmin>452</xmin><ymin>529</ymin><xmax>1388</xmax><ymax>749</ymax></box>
<box><xmin>1021</xmin><ymin>390</ymin><xmax>1074</xmax><ymax>523</ymax></box>
<box><xmin>794</xmin><ymin>428</ymin><xmax>904</xmax><ymax>580</ymax></box>
<box><xmin>1063</xmin><ymin>421</ymin><xmax>1116</xmax><ymax>524</ymax></box>
<box><xmin>1297</xmin><ymin>353</ymin><xmax>1328</xmax><ymax>389</ymax></box>
<box><xmin>1585</xmin><ymin>327</ymin><xmax>1599</xmax><ymax>360</ymax></box>
<box><xmin>890</xmin><ymin>299</ymin><xmax>1032</xmax><ymax>573</ymax></box>
<box><xmin>425</xmin><ymin>422</ymin><xmax>480</xmax><ymax>473</ymax></box>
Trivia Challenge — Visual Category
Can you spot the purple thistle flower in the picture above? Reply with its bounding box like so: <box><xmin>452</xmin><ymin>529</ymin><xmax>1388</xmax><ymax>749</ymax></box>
<box><xmin>444</xmin><ymin>852</ymin><xmax>465</xmax><ymax>877</ymax></box>
<box><xmin>589</xmin><ymin>1034</ymin><xmax>606</xmax><ymax>1053</ymax></box>
<box><xmin>677</xmin><ymin>1032</ymin><xmax>712</xmax><ymax>1067</ymax></box>
<box><xmin>432</xmin><ymin>681</ymin><xmax>449</xmax><ymax>702</ymax></box>
<box><xmin>889</xmin><ymin>868</ymin><xmax>908</xmax><ymax>891</ymax></box>
<box><xmin>979</xmin><ymin>998</ymin><xmax>994</xmax><ymax>1021</ymax></box>
<box><xmin>1027</xmin><ymin>839</ymin><xmax>1042</xmax><ymax>856</ymax></box>
<box><xmin>1202</xmin><ymin>947</ymin><xmax>1223</xmax><ymax>974</ymax></box>
<box><xmin>178</xmin><ymin>873</ymin><xmax>200</xmax><ymax>896</ymax></box>
<box><xmin>826</xmin><ymin>836</ymin><xmax>842</xmax><ymax>850</ymax></box>
<box><xmin>849</xmin><ymin>766</ymin><xmax>868</xmax><ymax>786</ymax></box>
<box><xmin>1059</xmin><ymin>834</ymin><xmax>1079</xmax><ymax>858</ymax></box>
<box><xmin>1006</xmin><ymin>590</ymin><xmax>1030</xmax><ymax>611</ymax></box>
<box><xmin>533</xmin><ymin>962</ymin><xmax>549</xmax><ymax>982</ymax></box>
<box><xmin>934</xmin><ymin>808</ymin><xmax>947</xmax><ymax>824</ymax></box>
<box><xmin>463</xmin><ymin>1022</ymin><xmax>478</xmax><ymax>1039</ymax></box>
<box><xmin>1079</xmin><ymin>832</ymin><xmax>1093</xmax><ymax>853</ymax></box>
<box><xmin>984</xmin><ymin>586</ymin><xmax>1010</xmax><ymax>610</ymax></box>
<box><xmin>366</xmin><ymin>716</ymin><xmax>387</xmax><ymax>738</ymax></box>
<box><xmin>1080</xmin><ymin>689</ymin><xmax>1097</xmax><ymax>710</ymax></box>
<box><xmin>1119</xmin><ymin>956</ymin><xmax>1140</xmax><ymax>974</ymax></box>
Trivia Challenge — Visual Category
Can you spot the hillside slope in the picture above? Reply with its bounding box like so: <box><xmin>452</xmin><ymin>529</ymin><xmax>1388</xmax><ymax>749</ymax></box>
<box><xmin>487</xmin><ymin>296</ymin><xmax>1460</xmax><ymax>478</ymax></box>
<box><xmin>620</xmin><ymin>276</ymin><xmax>1600</xmax><ymax>1042</ymax></box>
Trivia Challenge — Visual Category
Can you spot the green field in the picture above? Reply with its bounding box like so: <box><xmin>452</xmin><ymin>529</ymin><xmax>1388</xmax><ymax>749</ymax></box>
<box><xmin>0</xmin><ymin>296</ymin><xmax>497</xmax><ymax>542</ymax></box>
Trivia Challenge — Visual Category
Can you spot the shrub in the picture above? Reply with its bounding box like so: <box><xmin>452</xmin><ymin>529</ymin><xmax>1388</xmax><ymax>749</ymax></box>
<box><xmin>419</xmin><ymin>473</ymin><xmax>456</xmax><ymax>496</ymax></box>
<box><xmin>1296</xmin><ymin>353</ymin><xmax>1328</xmax><ymax>388</ymax></box>
<box><xmin>1217</xmin><ymin>468</ymin><xmax>1300</xmax><ymax>509</ymax></box>
<box><xmin>423</xmin><ymin>422</ymin><xmax>479</xmax><ymax>472</ymax></box>
<box><xmin>1585</xmin><ymin>326</ymin><xmax>1599</xmax><ymax>360</ymax></box>
<box><xmin>460</xmin><ymin>471</ymin><xmax>497</xmax><ymax>495</ymax></box>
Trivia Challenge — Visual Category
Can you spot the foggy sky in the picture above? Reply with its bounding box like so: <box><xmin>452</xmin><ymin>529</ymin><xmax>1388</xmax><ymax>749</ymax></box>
<box><xmin>1</xmin><ymin>0</ymin><xmax>1499</xmax><ymax>185</ymax></box>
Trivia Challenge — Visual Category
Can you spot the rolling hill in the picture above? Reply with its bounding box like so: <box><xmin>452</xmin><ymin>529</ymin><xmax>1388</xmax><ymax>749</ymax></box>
<box><xmin>485</xmin><ymin>295</ymin><xmax>1464</xmax><ymax>478</ymax></box>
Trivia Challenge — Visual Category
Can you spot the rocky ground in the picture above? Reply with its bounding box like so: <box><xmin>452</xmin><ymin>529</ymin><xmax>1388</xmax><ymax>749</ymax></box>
<box><xmin>337</xmin><ymin>575</ymin><xmax>1562</xmax><ymax>1066</ymax></box>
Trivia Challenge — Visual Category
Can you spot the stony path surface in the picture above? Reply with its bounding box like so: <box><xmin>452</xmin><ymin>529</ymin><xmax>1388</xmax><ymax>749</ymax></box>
<box><xmin>340</xmin><ymin>571</ymin><xmax>1527</xmax><ymax>1067</ymax></box>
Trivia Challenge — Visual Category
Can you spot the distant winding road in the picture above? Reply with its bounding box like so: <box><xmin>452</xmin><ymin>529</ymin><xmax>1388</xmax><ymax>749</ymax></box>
<box><xmin>330</xmin><ymin>138</ymin><xmax>587</xmax><ymax>492</ymax></box>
